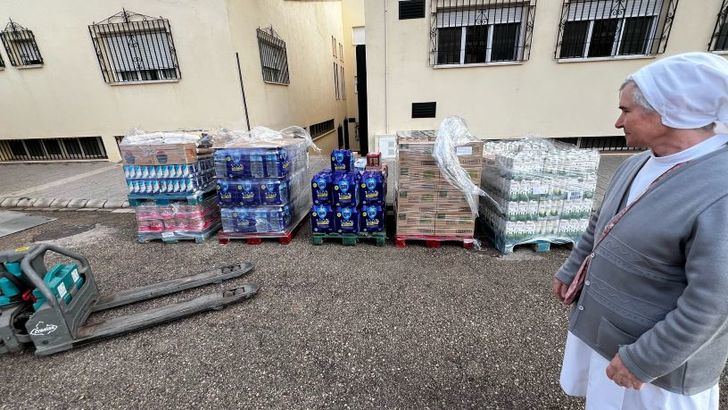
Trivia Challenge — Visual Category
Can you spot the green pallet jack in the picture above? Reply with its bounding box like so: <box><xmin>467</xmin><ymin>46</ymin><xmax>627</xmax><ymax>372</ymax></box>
<box><xmin>0</xmin><ymin>244</ymin><xmax>258</xmax><ymax>356</ymax></box>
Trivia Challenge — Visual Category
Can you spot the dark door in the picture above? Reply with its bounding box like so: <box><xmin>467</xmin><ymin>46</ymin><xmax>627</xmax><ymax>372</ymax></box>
<box><xmin>356</xmin><ymin>44</ymin><xmax>369</xmax><ymax>154</ymax></box>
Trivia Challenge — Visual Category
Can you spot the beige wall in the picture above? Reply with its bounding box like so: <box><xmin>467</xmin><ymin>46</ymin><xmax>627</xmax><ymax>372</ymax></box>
<box><xmin>342</xmin><ymin>0</ymin><xmax>365</xmax><ymax>119</ymax></box>
<box><xmin>364</xmin><ymin>0</ymin><xmax>725</xmax><ymax>147</ymax></box>
<box><xmin>0</xmin><ymin>0</ymin><xmax>347</xmax><ymax>161</ymax></box>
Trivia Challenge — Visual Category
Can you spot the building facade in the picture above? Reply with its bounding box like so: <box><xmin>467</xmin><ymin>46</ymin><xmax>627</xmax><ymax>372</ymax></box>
<box><xmin>0</xmin><ymin>0</ymin><xmax>356</xmax><ymax>162</ymax></box>
<box><xmin>363</xmin><ymin>0</ymin><xmax>728</xmax><ymax>151</ymax></box>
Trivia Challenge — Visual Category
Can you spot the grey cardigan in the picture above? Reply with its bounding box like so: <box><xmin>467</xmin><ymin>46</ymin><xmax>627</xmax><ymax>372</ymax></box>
<box><xmin>555</xmin><ymin>147</ymin><xmax>728</xmax><ymax>395</ymax></box>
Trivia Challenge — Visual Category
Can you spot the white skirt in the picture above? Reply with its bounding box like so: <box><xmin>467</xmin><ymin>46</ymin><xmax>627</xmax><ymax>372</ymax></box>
<box><xmin>560</xmin><ymin>332</ymin><xmax>719</xmax><ymax>410</ymax></box>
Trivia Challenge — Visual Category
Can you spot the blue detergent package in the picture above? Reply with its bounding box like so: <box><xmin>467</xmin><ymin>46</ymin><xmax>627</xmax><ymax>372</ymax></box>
<box><xmin>311</xmin><ymin>170</ymin><xmax>333</xmax><ymax>204</ymax></box>
<box><xmin>360</xmin><ymin>204</ymin><xmax>385</xmax><ymax>233</ymax></box>
<box><xmin>359</xmin><ymin>170</ymin><xmax>386</xmax><ymax>204</ymax></box>
<box><xmin>331</xmin><ymin>149</ymin><xmax>354</xmax><ymax>173</ymax></box>
<box><xmin>259</xmin><ymin>179</ymin><xmax>289</xmax><ymax>206</ymax></box>
<box><xmin>335</xmin><ymin>206</ymin><xmax>359</xmax><ymax>233</ymax></box>
<box><xmin>311</xmin><ymin>204</ymin><xmax>335</xmax><ymax>233</ymax></box>
<box><xmin>333</xmin><ymin>172</ymin><xmax>359</xmax><ymax>207</ymax></box>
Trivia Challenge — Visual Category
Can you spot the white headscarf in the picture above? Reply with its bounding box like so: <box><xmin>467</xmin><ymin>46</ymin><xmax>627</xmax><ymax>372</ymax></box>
<box><xmin>629</xmin><ymin>52</ymin><xmax>728</xmax><ymax>133</ymax></box>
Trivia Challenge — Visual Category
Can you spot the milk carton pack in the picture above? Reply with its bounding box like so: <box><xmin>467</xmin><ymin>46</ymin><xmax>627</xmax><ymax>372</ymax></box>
<box><xmin>335</xmin><ymin>206</ymin><xmax>359</xmax><ymax>233</ymax></box>
<box><xmin>259</xmin><ymin>179</ymin><xmax>289</xmax><ymax>206</ymax></box>
<box><xmin>360</xmin><ymin>203</ymin><xmax>385</xmax><ymax>233</ymax></box>
<box><xmin>311</xmin><ymin>204</ymin><xmax>335</xmax><ymax>233</ymax></box>
<box><xmin>333</xmin><ymin>172</ymin><xmax>359</xmax><ymax>207</ymax></box>
<box><xmin>331</xmin><ymin>149</ymin><xmax>354</xmax><ymax>173</ymax></box>
<box><xmin>311</xmin><ymin>170</ymin><xmax>333</xmax><ymax>204</ymax></box>
<box><xmin>359</xmin><ymin>170</ymin><xmax>386</xmax><ymax>204</ymax></box>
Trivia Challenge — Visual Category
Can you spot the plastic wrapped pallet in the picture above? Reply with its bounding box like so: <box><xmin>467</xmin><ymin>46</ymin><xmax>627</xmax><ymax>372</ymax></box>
<box><xmin>479</xmin><ymin>138</ymin><xmax>600</xmax><ymax>254</ymax></box>
<box><xmin>395</xmin><ymin>117</ymin><xmax>484</xmax><ymax>239</ymax></box>
<box><xmin>121</xmin><ymin>130</ymin><xmax>220</xmax><ymax>243</ymax></box>
<box><xmin>212</xmin><ymin>126</ymin><xmax>317</xmax><ymax>236</ymax></box>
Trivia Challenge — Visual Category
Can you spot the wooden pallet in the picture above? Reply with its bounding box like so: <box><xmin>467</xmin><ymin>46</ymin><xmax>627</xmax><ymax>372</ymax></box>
<box><xmin>312</xmin><ymin>231</ymin><xmax>386</xmax><ymax>246</ymax></box>
<box><xmin>218</xmin><ymin>212</ymin><xmax>308</xmax><ymax>245</ymax></box>
<box><xmin>394</xmin><ymin>234</ymin><xmax>475</xmax><ymax>249</ymax></box>
<box><xmin>136</xmin><ymin>223</ymin><xmax>221</xmax><ymax>244</ymax></box>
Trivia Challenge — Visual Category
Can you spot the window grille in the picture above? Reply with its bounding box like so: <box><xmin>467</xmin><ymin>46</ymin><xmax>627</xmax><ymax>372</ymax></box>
<box><xmin>333</xmin><ymin>62</ymin><xmax>340</xmax><ymax>100</ymax></box>
<box><xmin>257</xmin><ymin>27</ymin><xmax>290</xmax><ymax>85</ymax></box>
<box><xmin>88</xmin><ymin>10</ymin><xmax>181</xmax><ymax>84</ymax></box>
<box><xmin>710</xmin><ymin>0</ymin><xmax>728</xmax><ymax>51</ymax></box>
<box><xmin>400</xmin><ymin>0</ymin><xmax>427</xmax><ymax>19</ymax></box>
<box><xmin>0</xmin><ymin>52</ymin><xmax>4</xmax><ymax>69</ymax></box>
<box><xmin>430</xmin><ymin>0</ymin><xmax>537</xmax><ymax>66</ymax></box>
<box><xmin>412</xmin><ymin>102</ymin><xmax>437</xmax><ymax>118</ymax></box>
<box><xmin>0</xmin><ymin>20</ymin><xmax>43</xmax><ymax>67</ymax></box>
<box><xmin>310</xmin><ymin>119</ymin><xmax>335</xmax><ymax>138</ymax></box>
<box><xmin>555</xmin><ymin>0</ymin><xmax>679</xmax><ymax>59</ymax></box>
<box><xmin>0</xmin><ymin>137</ymin><xmax>108</xmax><ymax>161</ymax></box>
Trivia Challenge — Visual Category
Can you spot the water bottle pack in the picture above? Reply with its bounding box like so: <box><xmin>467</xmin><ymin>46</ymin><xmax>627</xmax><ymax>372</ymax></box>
<box><xmin>335</xmin><ymin>205</ymin><xmax>359</xmax><ymax>234</ymax></box>
<box><xmin>214</xmin><ymin>146</ymin><xmax>306</xmax><ymax>179</ymax></box>
<box><xmin>331</xmin><ymin>149</ymin><xmax>354</xmax><ymax>173</ymax></box>
<box><xmin>311</xmin><ymin>169</ymin><xmax>334</xmax><ymax>205</ymax></box>
<box><xmin>217</xmin><ymin>172</ymin><xmax>308</xmax><ymax>207</ymax></box>
<box><xmin>360</xmin><ymin>203</ymin><xmax>385</xmax><ymax>233</ymax></box>
<box><xmin>359</xmin><ymin>170</ymin><xmax>386</xmax><ymax>204</ymax></box>
<box><xmin>311</xmin><ymin>203</ymin><xmax>335</xmax><ymax>233</ymax></box>
<box><xmin>123</xmin><ymin>159</ymin><xmax>214</xmax><ymax>179</ymax></box>
<box><xmin>127</xmin><ymin>176</ymin><xmax>211</xmax><ymax>194</ymax></box>
<box><xmin>333</xmin><ymin>172</ymin><xmax>360</xmax><ymax>207</ymax></box>
<box><xmin>221</xmin><ymin>205</ymin><xmax>294</xmax><ymax>234</ymax></box>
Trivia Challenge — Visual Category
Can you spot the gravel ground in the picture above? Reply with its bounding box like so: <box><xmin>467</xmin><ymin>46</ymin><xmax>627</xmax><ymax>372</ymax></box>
<box><xmin>0</xmin><ymin>211</ymin><xmax>726</xmax><ymax>409</ymax></box>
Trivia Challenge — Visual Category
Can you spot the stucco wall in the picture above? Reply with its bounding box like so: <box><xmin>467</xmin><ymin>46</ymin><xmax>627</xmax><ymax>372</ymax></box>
<box><xmin>364</xmin><ymin>0</ymin><xmax>725</xmax><ymax>146</ymax></box>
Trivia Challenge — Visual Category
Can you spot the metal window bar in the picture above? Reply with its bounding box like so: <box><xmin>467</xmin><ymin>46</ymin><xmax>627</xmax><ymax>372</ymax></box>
<box><xmin>310</xmin><ymin>119</ymin><xmax>335</xmax><ymax>138</ymax></box>
<box><xmin>257</xmin><ymin>27</ymin><xmax>290</xmax><ymax>85</ymax></box>
<box><xmin>0</xmin><ymin>20</ymin><xmax>43</xmax><ymax>66</ymax></box>
<box><xmin>88</xmin><ymin>10</ymin><xmax>181</xmax><ymax>84</ymax></box>
<box><xmin>554</xmin><ymin>0</ymin><xmax>679</xmax><ymax>59</ymax></box>
<box><xmin>0</xmin><ymin>137</ymin><xmax>108</xmax><ymax>162</ymax></box>
<box><xmin>429</xmin><ymin>0</ymin><xmax>537</xmax><ymax>66</ymax></box>
<box><xmin>709</xmin><ymin>0</ymin><xmax>728</xmax><ymax>51</ymax></box>
<box><xmin>0</xmin><ymin>51</ymin><xmax>4</xmax><ymax>68</ymax></box>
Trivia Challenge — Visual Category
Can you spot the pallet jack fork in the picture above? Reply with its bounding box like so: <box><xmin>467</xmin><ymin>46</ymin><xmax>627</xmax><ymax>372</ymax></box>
<box><xmin>0</xmin><ymin>244</ymin><xmax>258</xmax><ymax>356</ymax></box>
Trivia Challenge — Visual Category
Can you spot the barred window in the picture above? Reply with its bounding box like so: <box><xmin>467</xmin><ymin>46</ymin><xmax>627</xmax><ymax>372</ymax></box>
<box><xmin>555</xmin><ymin>0</ymin><xmax>678</xmax><ymax>59</ymax></box>
<box><xmin>430</xmin><ymin>1</ymin><xmax>537</xmax><ymax>66</ymax></box>
<box><xmin>0</xmin><ymin>51</ymin><xmax>5</xmax><ymax>69</ymax></box>
<box><xmin>88</xmin><ymin>10</ymin><xmax>181</xmax><ymax>84</ymax></box>
<box><xmin>1</xmin><ymin>20</ymin><xmax>43</xmax><ymax>67</ymax></box>
<box><xmin>257</xmin><ymin>27</ymin><xmax>290</xmax><ymax>85</ymax></box>
<box><xmin>710</xmin><ymin>0</ymin><xmax>728</xmax><ymax>51</ymax></box>
<box><xmin>310</xmin><ymin>119</ymin><xmax>335</xmax><ymax>138</ymax></box>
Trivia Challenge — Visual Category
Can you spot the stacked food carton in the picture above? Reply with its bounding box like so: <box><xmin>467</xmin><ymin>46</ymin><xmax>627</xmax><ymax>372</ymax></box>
<box><xmin>395</xmin><ymin>130</ymin><xmax>484</xmax><ymax>239</ymax></box>
<box><xmin>479</xmin><ymin>138</ymin><xmax>600</xmax><ymax>253</ymax></box>
<box><xmin>119</xmin><ymin>132</ymin><xmax>221</xmax><ymax>243</ymax></box>
<box><xmin>215</xmin><ymin>137</ymin><xmax>310</xmax><ymax>237</ymax></box>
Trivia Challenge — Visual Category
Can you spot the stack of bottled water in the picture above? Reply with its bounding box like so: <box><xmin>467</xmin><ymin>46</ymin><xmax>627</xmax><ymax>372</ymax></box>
<box><xmin>215</xmin><ymin>142</ymin><xmax>310</xmax><ymax>234</ymax></box>
<box><xmin>479</xmin><ymin>138</ymin><xmax>600</xmax><ymax>253</ymax></box>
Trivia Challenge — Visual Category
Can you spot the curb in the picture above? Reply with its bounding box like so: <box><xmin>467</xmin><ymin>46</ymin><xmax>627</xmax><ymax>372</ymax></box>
<box><xmin>0</xmin><ymin>196</ymin><xmax>129</xmax><ymax>211</ymax></box>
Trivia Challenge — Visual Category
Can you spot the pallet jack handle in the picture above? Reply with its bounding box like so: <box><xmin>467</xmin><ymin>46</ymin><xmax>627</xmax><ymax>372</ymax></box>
<box><xmin>19</xmin><ymin>244</ymin><xmax>91</xmax><ymax>311</ymax></box>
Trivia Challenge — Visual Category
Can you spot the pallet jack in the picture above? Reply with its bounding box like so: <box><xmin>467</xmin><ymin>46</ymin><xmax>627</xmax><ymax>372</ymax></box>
<box><xmin>0</xmin><ymin>243</ymin><xmax>258</xmax><ymax>356</ymax></box>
